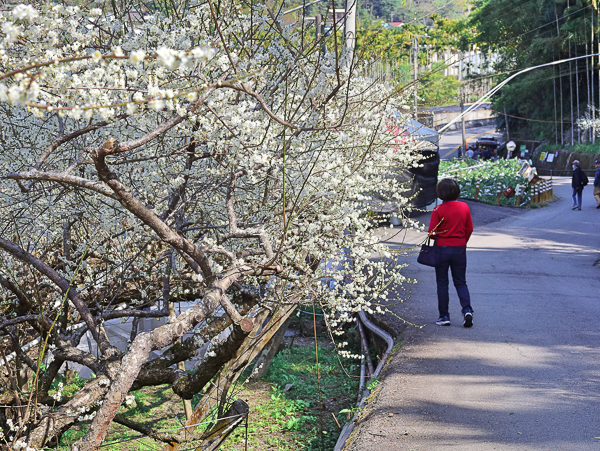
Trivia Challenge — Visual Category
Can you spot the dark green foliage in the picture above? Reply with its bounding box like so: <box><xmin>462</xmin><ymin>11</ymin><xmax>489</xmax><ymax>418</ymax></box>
<box><xmin>420</xmin><ymin>62</ymin><xmax>462</xmax><ymax>106</ymax></box>
<box><xmin>470</xmin><ymin>0</ymin><xmax>596</xmax><ymax>139</ymax></box>
<box><xmin>539</xmin><ymin>142</ymin><xmax>600</xmax><ymax>155</ymax></box>
<box><xmin>263</xmin><ymin>345</ymin><xmax>360</xmax><ymax>450</ymax></box>
<box><xmin>355</xmin><ymin>17</ymin><xmax>472</xmax><ymax>106</ymax></box>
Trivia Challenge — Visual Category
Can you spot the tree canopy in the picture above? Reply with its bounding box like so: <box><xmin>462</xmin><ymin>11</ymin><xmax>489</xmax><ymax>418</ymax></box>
<box><xmin>0</xmin><ymin>2</ymin><xmax>421</xmax><ymax>450</ymax></box>
<box><xmin>470</xmin><ymin>0</ymin><xmax>597</xmax><ymax>141</ymax></box>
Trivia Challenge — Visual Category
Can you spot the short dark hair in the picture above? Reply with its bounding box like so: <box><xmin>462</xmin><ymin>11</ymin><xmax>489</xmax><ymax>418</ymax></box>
<box><xmin>437</xmin><ymin>179</ymin><xmax>460</xmax><ymax>201</ymax></box>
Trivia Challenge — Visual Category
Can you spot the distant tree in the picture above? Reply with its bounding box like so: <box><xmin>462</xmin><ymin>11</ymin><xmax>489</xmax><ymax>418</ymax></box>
<box><xmin>397</xmin><ymin>0</ymin><xmax>468</xmax><ymax>25</ymax></box>
<box><xmin>355</xmin><ymin>15</ymin><xmax>474</xmax><ymax>107</ymax></box>
<box><xmin>470</xmin><ymin>0</ymin><xmax>596</xmax><ymax>140</ymax></box>
<box><xmin>420</xmin><ymin>62</ymin><xmax>461</xmax><ymax>106</ymax></box>
<box><xmin>374</xmin><ymin>0</ymin><xmax>402</xmax><ymax>21</ymax></box>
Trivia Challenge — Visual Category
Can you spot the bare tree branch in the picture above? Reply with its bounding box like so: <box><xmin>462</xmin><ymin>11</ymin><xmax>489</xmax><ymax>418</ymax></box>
<box><xmin>0</xmin><ymin>237</ymin><xmax>116</xmax><ymax>357</ymax></box>
<box><xmin>6</xmin><ymin>171</ymin><xmax>118</xmax><ymax>200</ymax></box>
<box><xmin>91</xmin><ymin>150</ymin><xmax>214</xmax><ymax>281</ymax></box>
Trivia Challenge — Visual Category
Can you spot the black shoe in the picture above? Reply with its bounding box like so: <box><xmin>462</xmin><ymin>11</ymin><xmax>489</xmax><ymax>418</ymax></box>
<box><xmin>463</xmin><ymin>312</ymin><xmax>473</xmax><ymax>328</ymax></box>
<box><xmin>596</xmin><ymin>204</ymin><xmax>600</xmax><ymax>209</ymax></box>
<box><xmin>578</xmin><ymin>207</ymin><xmax>582</xmax><ymax>210</ymax></box>
<box><xmin>572</xmin><ymin>205</ymin><xmax>578</xmax><ymax>210</ymax></box>
<box><xmin>436</xmin><ymin>316</ymin><xmax>450</xmax><ymax>326</ymax></box>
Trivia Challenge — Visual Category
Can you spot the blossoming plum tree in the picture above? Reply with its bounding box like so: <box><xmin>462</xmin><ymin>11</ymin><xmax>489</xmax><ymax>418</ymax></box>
<box><xmin>0</xmin><ymin>1</ymin><xmax>421</xmax><ymax>449</ymax></box>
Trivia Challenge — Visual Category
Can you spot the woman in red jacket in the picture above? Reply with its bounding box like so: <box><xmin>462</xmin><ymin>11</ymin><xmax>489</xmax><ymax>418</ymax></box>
<box><xmin>427</xmin><ymin>179</ymin><xmax>474</xmax><ymax>327</ymax></box>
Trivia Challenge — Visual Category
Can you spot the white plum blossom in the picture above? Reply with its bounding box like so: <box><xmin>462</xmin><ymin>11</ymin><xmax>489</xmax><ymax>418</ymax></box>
<box><xmin>157</xmin><ymin>47</ymin><xmax>179</xmax><ymax>69</ymax></box>
<box><xmin>51</xmin><ymin>383</ymin><xmax>63</xmax><ymax>402</ymax></box>
<box><xmin>129</xmin><ymin>49</ymin><xmax>146</xmax><ymax>65</ymax></box>
<box><xmin>0</xmin><ymin>0</ymin><xmax>422</xmax><ymax>448</ymax></box>
<box><xmin>91</xmin><ymin>50</ymin><xmax>102</xmax><ymax>63</ymax></box>
<box><xmin>12</xmin><ymin>4</ymin><xmax>39</xmax><ymax>21</ymax></box>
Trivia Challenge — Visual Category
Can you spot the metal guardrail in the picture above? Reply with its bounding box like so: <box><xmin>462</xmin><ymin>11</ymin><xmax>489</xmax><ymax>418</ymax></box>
<box><xmin>333</xmin><ymin>311</ymin><xmax>395</xmax><ymax>451</ymax></box>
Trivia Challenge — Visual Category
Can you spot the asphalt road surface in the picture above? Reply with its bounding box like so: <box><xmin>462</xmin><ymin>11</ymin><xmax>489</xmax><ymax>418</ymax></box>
<box><xmin>438</xmin><ymin>125</ymin><xmax>502</xmax><ymax>160</ymax></box>
<box><xmin>347</xmin><ymin>178</ymin><xmax>600</xmax><ymax>451</ymax></box>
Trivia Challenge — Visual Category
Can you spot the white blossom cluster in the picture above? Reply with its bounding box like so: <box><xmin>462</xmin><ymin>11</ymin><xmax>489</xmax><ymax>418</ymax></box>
<box><xmin>12</xmin><ymin>439</ymin><xmax>37</xmax><ymax>451</ymax></box>
<box><xmin>0</xmin><ymin>2</ymin><xmax>419</xmax><ymax>314</ymax></box>
<box><xmin>3</xmin><ymin>420</ymin><xmax>37</xmax><ymax>451</ymax></box>
<box><xmin>123</xmin><ymin>394</ymin><xmax>136</xmax><ymax>408</ymax></box>
<box><xmin>577</xmin><ymin>107</ymin><xmax>600</xmax><ymax>134</ymax></box>
<box><xmin>50</xmin><ymin>382</ymin><xmax>63</xmax><ymax>402</ymax></box>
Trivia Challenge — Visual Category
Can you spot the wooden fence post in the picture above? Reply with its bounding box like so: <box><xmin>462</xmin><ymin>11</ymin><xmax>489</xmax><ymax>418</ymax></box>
<box><xmin>496</xmin><ymin>181</ymin><xmax>502</xmax><ymax>204</ymax></box>
<box><xmin>475</xmin><ymin>179</ymin><xmax>481</xmax><ymax>200</ymax></box>
<box><xmin>515</xmin><ymin>184</ymin><xmax>521</xmax><ymax>206</ymax></box>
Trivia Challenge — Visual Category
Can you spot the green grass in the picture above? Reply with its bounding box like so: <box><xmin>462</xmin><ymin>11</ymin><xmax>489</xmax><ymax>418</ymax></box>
<box><xmin>223</xmin><ymin>344</ymin><xmax>361</xmax><ymax>451</ymax></box>
<box><xmin>49</xmin><ymin>371</ymin><xmax>87</xmax><ymax>399</ymax></box>
<box><xmin>265</xmin><ymin>345</ymin><xmax>360</xmax><ymax>407</ymax></box>
<box><xmin>539</xmin><ymin>143</ymin><xmax>600</xmax><ymax>155</ymax></box>
<box><xmin>54</xmin><ymin>344</ymin><xmax>360</xmax><ymax>451</ymax></box>
<box><xmin>57</xmin><ymin>385</ymin><xmax>187</xmax><ymax>450</ymax></box>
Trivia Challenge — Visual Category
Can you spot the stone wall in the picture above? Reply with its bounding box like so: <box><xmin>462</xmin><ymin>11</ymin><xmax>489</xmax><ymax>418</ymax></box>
<box><xmin>430</xmin><ymin>108</ymin><xmax>496</xmax><ymax>131</ymax></box>
<box><xmin>532</xmin><ymin>148</ymin><xmax>599</xmax><ymax>175</ymax></box>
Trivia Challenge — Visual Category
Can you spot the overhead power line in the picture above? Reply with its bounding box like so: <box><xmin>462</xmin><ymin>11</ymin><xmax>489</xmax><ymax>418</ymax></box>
<box><xmin>438</xmin><ymin>52</ymin><xmax>600</xmax><ymax>134</ymax></box>
<box><xmin>491</xmin><ymin>109</ymin><xmax>574</xmax><ymax>123</ymax></box>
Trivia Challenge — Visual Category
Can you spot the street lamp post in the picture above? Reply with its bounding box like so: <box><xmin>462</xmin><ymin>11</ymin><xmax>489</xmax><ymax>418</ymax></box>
<box><xmin>460</xmin><ymin>93</ymin><xmax>466</xmax><ymax>158</ymax></box>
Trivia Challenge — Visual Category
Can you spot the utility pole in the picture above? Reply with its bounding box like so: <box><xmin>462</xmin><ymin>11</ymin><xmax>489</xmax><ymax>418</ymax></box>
<box><xmin>553</xmin><ymin>66</ymin><xmax>558</xmax><ymax>145</ymax></box>
<box><xmin>344</xmin><ymin>0</ymin><xmax>356</xmax><ymax>66</ymax></box>
<box><xmin>460</xmin><ymin>93</ymin><xmax>466</xmax><ymax>158</ymax></box>
<box><xmin>592</xmin><ymin>7</ymin><xmax>596</xmax><ymax>144</ymax></box>
<box><xmin>504</xmin><ymin>108</ymin><xmax>510</xmax><ymax>142</ymax></box>
<box><xmin>574</xmin><ymin>40</ymin><xmax>580</xmax><ymax>143</ymax></box>
<box><xmin>568</xmin><ymin>38</ymin><xmax>574</xmax><ymax>146</ymax></box>
<box><xmin>413</xmin><ymin>35</ymin><xmax>418</xmax><ymax>120</ymax></box>
<box><xmin>316</xmin><ymin>13</ymin><xmax>321</xmax><ymax>41</ymax></box>
<box><xmin>316</xmin><ymin>14</ymin><xmax>326</xmax><ymax>55</ymax></box>
<box><xmin>554</xmin><ymin>5</ymin><xmax>564</xmax><ymax>145</ymax></box>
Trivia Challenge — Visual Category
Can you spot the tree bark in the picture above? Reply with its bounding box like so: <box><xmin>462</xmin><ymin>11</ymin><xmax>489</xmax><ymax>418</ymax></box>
<box><xmin>162</xmin><ymin>302</ymin><xmax>297</xmax><ymax>451</ymax></box>
<box><xmin>75</xmin><ymin>279</ymin><xmax>236</xmax><ymax>451</ymax></box>
<box><xmin>250</xmin><ymin>315</ymin><xmax>292</xmax><ymax>381</ymax></box>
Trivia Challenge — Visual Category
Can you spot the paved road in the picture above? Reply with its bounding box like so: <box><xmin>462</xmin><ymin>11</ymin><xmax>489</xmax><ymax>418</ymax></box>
<box><xmin>439</xmin><ymin>125</ymin><xmax>502</xmax><ymax>160</ymax></box>
<box><xmin>348</xmin><ymin>178</ymin><xmax>600</xmax><ymax>451</ymax></box>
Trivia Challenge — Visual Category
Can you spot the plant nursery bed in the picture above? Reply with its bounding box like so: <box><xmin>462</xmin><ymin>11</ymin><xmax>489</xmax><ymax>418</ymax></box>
<box><xmin>439</xmin><ymin>159</ymin><xmax>534</xmax><ymax>206</ymax></box>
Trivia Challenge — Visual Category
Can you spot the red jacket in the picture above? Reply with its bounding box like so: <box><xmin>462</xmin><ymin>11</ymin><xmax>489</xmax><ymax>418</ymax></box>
<box><xmin>427</xmin><ymin>201</ymin><xmax>473</xmax><ymax>247</ymax></box>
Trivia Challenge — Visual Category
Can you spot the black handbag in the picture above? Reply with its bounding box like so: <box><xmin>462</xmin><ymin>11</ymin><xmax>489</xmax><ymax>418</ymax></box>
<box><xmin>417</xmin><ymin>237</ymin><xmax>440</xmax><ymax>267</ymax></box>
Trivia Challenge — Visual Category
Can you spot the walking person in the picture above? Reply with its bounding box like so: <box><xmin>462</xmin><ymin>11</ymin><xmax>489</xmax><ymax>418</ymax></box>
<box><xmin>594</xmin><ymin>160</ymin><xmax>600</xmax><ymax>209</ymax></box>
<box><xmin>571</xmin><ymin>160</ymin><xmax>588</xmax><ymax>210</ymax></box>
<box><xmin>428</xmin><ymin>179</ymin><xmax>474</xmax><ymax>327</ymax></box>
